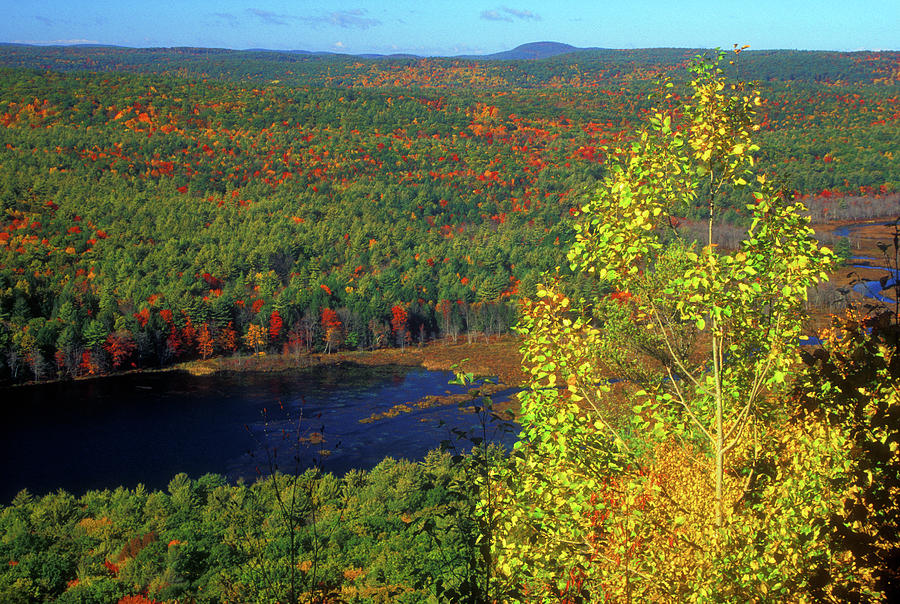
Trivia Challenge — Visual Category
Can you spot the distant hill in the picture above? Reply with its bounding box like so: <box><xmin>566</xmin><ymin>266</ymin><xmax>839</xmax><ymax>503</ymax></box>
<box><xmin>0</xmin><ymin>42</ymin><xmax>896</xmax><ymax>86</ymax></box>
<box><xmin>476</xmin><ymin>41</ymin><xmax>585</xmax><ymax>60</ymax></box>
<box><xmin>0</xmin><ymin>40</ymin><xmax>590</xmax><ymax>61</ymax></box>
<box><xmin>356</xmin><ymin>53</ymin><xmax>422</xmax><ymax>60</ymax></box>
<box><xmin>178</xmin><ymin>41</ymin><xmax>586</xmax><ymax>60</ymax></box>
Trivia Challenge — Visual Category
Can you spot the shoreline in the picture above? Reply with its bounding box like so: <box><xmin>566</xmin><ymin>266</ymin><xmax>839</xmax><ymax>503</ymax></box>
<box><xmin>10</xmin><ymin>210</ymin><xmax>898</xmax><ymax>393</ymax></box>
<box><xmin>176</xmin><ymin>334</ymin><xmax>525</xmax><ymax>385</ymax></box>
<box><xmin>2</xmin><ymin>335</ymin><xmax>526</xmax><ymax>397</ymax></box>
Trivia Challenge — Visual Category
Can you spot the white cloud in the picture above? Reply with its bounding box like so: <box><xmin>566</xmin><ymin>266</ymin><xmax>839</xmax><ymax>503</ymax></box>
<box><xmin>306</xmin><ymin>9</ymin><xmax>381</xmax><ymax>29</ymax></box>
<box><xmin>13</xmin><ymin>39</ymin><xmax>100</xmax><ymax>45</ymax></box>
<box><xmin>247</xmin><ymin>8</ymin><xmax>295</xmax><ymax>26</ymax></box>
<box><xmin>480</xmin><ymin>6</ymin><xmax>541</xmax><ymax>22</ymax></box>
<box><xmin>502</xmin><ymin>7</ymin><xmax>540</xmax><ymax>20</ymax></box>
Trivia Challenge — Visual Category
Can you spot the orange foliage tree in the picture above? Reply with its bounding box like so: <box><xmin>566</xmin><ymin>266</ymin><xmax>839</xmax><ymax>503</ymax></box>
<box><xmin>321</xmin><ymin>308</ymin><xmax>343</xmax><ymax>353</ymax></box>
<box><xmin>197</xmin><ymin>322</ymin><xmax>214</xmax><ymax>359</ymax></box>
<box><xmin>243</xmin><ymin>324</ymin><xmax>267</xmax><ymax>355</ymax></box>
<box><xmin>219</xmin><ymin>321</ymin><xmax>238</xmax><ymax>354</ymax></box>
<box><xmin>181</xmin><ymin>315</ymin><xmax>197</xmax><ymax>357</ymax></box>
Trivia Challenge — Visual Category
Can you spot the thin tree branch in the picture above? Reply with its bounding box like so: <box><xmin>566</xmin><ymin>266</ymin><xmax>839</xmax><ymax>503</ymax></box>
<box><xmin>662</xmin><ymin>362</ymin><xmax>714</xmax><ymax>444</ymax></box>
<box><xmin>647</xmin><ymin>299</ymin><xmax>711</xmax><ymax>397</ymax></box>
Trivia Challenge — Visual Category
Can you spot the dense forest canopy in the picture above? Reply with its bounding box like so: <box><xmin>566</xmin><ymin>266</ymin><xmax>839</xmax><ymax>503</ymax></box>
<box><xmin>0</xmin><ymin>45</ymin><xmax>897</xmax><ymax>382</ymax></box>
<box><xmin>1</xmin><ymin>48</ymin><xmax>899</xmax><ymax>603</ymax></box>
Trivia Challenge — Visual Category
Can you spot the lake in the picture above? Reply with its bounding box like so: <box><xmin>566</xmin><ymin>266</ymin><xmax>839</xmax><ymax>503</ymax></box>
<box><xmin>0</xmin><ymin>364</ymin><xmax>518</xmax><ymax>503</ymax></box>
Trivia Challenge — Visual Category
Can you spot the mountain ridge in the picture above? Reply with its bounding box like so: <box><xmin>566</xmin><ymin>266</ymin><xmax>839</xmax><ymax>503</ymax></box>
<box><xmin>465</xmin><ymin>41</ymin><xmax>592</xmax><ymax>60</ymax></box>
<box><xmin>0</xmin><ymin>40</ymin><xmax>599</xmax><ymax>60</ymax></box>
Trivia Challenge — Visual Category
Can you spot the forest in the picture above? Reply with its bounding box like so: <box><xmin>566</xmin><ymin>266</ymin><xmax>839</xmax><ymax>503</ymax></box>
<box><xmin>0</xmin><ymin>45</ymin><xmax>898</xmax><ymax>382</ymax></box>
<box><xmin>1</xmin><ymin>45</ymin><xmax>899</xmax><ymax>602</ymax></box>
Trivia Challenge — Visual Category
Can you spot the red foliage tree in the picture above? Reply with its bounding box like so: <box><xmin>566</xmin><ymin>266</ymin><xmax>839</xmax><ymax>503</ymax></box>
<box><xmin>79</xmin><ymin>351</ymin><xmax>99</xmax><ymax>375</ymax></box>
<box><xmin>286</xmin><ymin>323</ymin><xmax>305</xmax><ymax>355</ymax></box>
<box><xmin>166</xmin><ymin>325</ymin><xmax>182</xmax><ymax>359</ymax></box>
<box><xmin>54</xmin><ymin>349</ymin><xmax>66</xmax><ymax>373</ymax></box>
<box><xmin>268</xmin><ymin>310</ymin><xmax>283</xmax><ymax>342</ymax></box>
<box><xmin>133</xmin><ymin>307</ymin><xmax>150</xmax><ymax>328</ymax></box>
<box><xmin>104</xmin><ymin>331</ymin><xmax>136</xmax><ymax>370</ymax></box>
<box><xmin>201</xmin><ymin>272</ymin><xmax>222</xmax><ymax>288</ymax></box>
<box><xmin>181</xmin><ymin>315</ymin><xmax>197</xmax><ymax>356</ymax></box>
<box><xmin>117</xmin><ymin>596</ymin><xmax>161</xmax><ymax>604</ymax></box>
<box><xmin>391</xmin><ymin>305</ymin><xmax>410</xmax><ymax>349</ymax></box>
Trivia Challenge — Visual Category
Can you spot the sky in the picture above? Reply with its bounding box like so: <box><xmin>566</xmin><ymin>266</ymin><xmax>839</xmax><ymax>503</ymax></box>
<box><xmin>5</xmin><ymin>0</ymin><xmax>898</xmax><ymax>56</ymax></box>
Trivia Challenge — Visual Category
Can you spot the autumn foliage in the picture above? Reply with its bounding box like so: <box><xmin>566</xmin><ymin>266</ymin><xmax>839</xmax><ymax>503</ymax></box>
<box><xmin>0</xmin><ymin>46</ymin><xmax>896</xmax><ymax>382</ymax></box>
<box><xmin>321</xmin><ymin>308</ymin><xmax>342</xmax><ymax>353</ymax></box>
<box><xmin>390</xmin><ymin>305</ymin><xmax>410</xmax><ymax>348</ymax></box>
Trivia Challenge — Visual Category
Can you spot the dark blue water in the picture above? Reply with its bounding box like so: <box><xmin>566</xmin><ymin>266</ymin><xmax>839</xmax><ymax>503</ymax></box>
<box><xmin>0</xmin><ymin>365</ymin><xmax>518</xmax><ymax>503</ymax></box>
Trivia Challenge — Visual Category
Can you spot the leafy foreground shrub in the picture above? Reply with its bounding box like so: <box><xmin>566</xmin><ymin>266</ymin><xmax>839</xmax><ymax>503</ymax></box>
<box><xmin>0</xmin><ymin>451</ymin><xmax>485</xmax><ymax>603</ymax></box>
<box><xmin>488</xmin><ymin>50</ymin><xmax>899</xmax><ymax>602</ymax></box>
<box><xmin>791</xmin><ymin>309</ymin><xmax>900</xmax><ymax>601</ymax></box>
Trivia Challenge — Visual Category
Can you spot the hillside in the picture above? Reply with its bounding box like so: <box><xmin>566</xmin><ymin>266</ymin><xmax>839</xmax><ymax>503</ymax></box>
<box><xmin>0</xmin><ymin>48</ymin><xmax>898</xmax><ymax>602</ymax></box>
<box><xmin>0</xmin><ymin>45</ymin><xmax>897</xmax><ymax>383</ymax></box>
<box><xmin>474</xmin><ymin>41</ymin><xmax>582</xmax><ymax>60</ymax></box>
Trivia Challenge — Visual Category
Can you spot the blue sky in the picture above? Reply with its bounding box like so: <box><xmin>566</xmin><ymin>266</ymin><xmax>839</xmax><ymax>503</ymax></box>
<box><xmin>5</xmin><ymin>1</ymin><xmax>898</xmax><ymax>55</ymax></box>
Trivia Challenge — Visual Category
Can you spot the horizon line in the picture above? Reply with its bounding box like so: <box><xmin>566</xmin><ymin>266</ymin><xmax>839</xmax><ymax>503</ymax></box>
<box><xmin>3</xmin><ymin>40</ymin><xmax>896</xmax><ymax>57</ymax></box>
